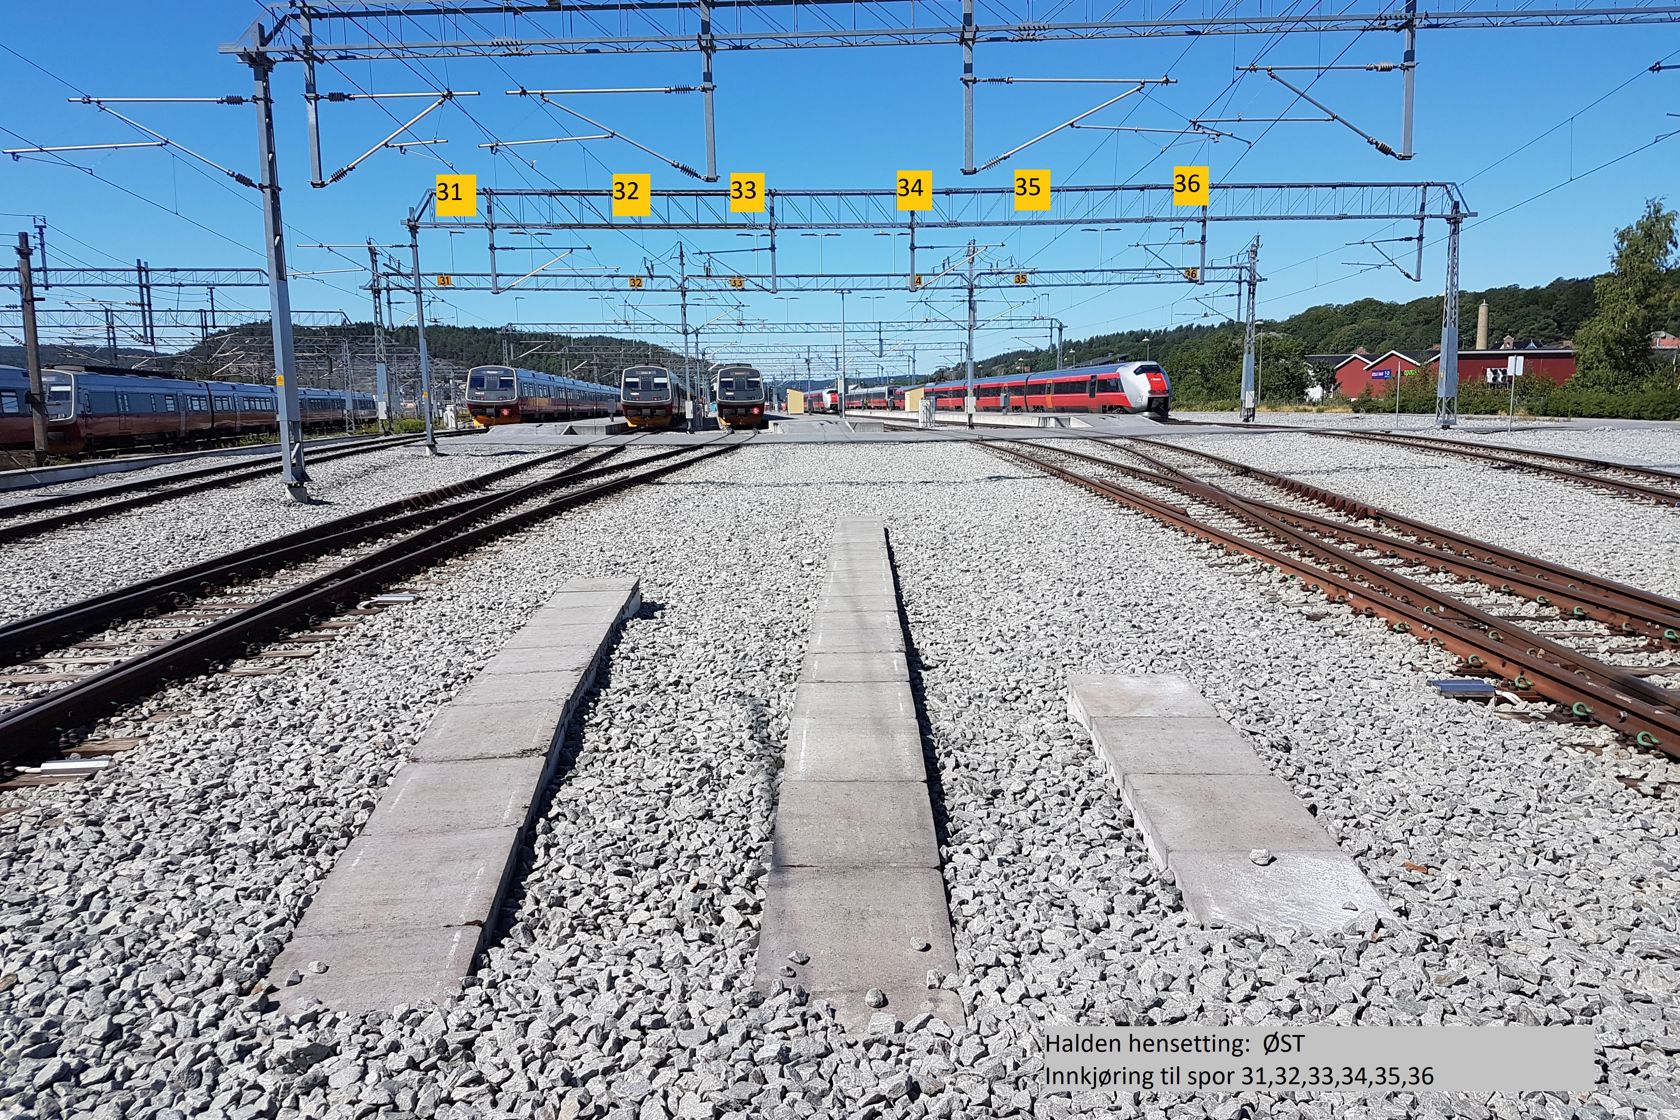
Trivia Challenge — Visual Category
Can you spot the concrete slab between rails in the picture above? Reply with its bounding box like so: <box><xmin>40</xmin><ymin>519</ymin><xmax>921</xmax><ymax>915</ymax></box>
<box><xmin>267</xmin><ymin>926</ymin><xmax>481</xmax><ymax>1013</ymax></box>
<box><xmin>808</xmin><ymin>613</ymin><xmax>907</xmax><ymax>654</ymax></box>
<box><xmin>755</xmin><ymin>866</ymin><xmax>963</xmax><ymax>1032</ymax></box>
<box><xmin>410</xmin><ymin>699</ymin><xmax>570</xmax><ymax>762</ymax></box>
<box><xmin>1170</xmin><ymin>851</ymin><xmax>1388</xmax><ymax>934</ymax></box>
<box><xmin>771</xmin><ymin>780</ymin><xmax>940</xmax><ymax>868</ymax></box>
<box><xmin>261</xmin><ymin>576</ymin><xmax>639</xmax><ymax>1014</ymax></box>
<box><xmin>801</xmin><ymin>650</ymin><xmax>911</xmax><ymax>682</ymax></box>
<box><xmin>790</xmin><ymin>680</ymin><xmax>916</xmax><ymax>722</ymax></box>
<box><xmin>758</xmin><ymin>522</ymin><xmax>962</xmax><ymax>1031</ymax></box>
<box><xmin>785</xmin><ymin>717</ymin><xmax>928</xmax><ymax>782</ymax></box>
<box><xmin>1068</xmin><ymin>673</ymin><xmax>1386</xmax><ymax>936</ymax></box>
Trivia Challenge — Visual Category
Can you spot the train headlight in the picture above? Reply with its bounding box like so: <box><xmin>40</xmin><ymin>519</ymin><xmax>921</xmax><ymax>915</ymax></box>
<box><xmin>500</xmin><ymin>407</ymin><xmax>511</xmax><ymax>417</ymax></box>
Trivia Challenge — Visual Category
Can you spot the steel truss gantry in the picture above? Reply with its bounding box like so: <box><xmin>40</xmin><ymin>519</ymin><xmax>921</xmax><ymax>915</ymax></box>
<box><xmin>195</xmin><ymin>4</ymin><xmax>1597</xmax><ymax>487</ymax></box>
<box><xmin>404</xmin><ymin>179</ymin><xmax>1472</xmax><ymax>424</ymax></box>
<box><xmin>243</xmin><ymin>2</ymin><xmax>1680</xmax><ymax>56</ymax></box>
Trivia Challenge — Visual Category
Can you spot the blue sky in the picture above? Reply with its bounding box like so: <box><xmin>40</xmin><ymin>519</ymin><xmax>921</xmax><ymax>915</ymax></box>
<box><xmin>4</xmin><ymin>3</ymin><xmax>1679</xmax><ymax>378</ymax></box>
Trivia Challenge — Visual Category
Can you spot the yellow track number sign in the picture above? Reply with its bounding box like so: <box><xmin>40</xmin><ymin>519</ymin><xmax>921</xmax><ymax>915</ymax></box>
<box><xmin>896</xmin><ymin>170</ymin><xmax>932</xmax><ymax>211</ymax></box>
<box><xmin>612</xmin><ymin>173</ymin><xmax>651</xmax><ymax>217</ymax></box>
<box><xmin>1173</xmin><ymin>166</ymin><xmax>1209</xmax><ymax>207</ymax></box>
<box><xmin>434</xmin><ymin>174</ymin><xmax>476</xmax><ymax>217</ymax></box>
<box><xmin>729</xmin><ymin>172</ymin><xmax>765</xmax><ymax>213</ymax></box>
<box><xmin>628</xmin><ymin>276</ymin><xmax>645</xmax><ymax>290</ymax></box>
<box><xmin>1013</xmin><ymin>169</ymin><xmax>1050</xmax><ymax>211</ymax></box>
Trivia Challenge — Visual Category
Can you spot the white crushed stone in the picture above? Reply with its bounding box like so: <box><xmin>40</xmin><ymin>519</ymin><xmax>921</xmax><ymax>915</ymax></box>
<box><xmin>1153</xmin><ymin>430</ymin><xmax>1680</xmax><ymax>602</ymax></box>
<box><xmin>0</xmin><ymin>444</ymin><xmax>562</xmax><ymax>627</ymax></box>
<box><xmin>0</xmin><ymin>443</ymin><xmax>1673</xmax><ymax>1120</ymax></box>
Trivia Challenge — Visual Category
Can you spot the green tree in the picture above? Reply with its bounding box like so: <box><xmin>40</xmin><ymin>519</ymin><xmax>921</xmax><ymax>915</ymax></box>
<box><xmin>1575</xmin><ymin>200</ymin><xmax>1678</xmax><ymax>389</ymax></box>
<box><xmin>1257</xmin><ymin>334</ymin><xmax>1311</xmax><ymax>402</ymax></box>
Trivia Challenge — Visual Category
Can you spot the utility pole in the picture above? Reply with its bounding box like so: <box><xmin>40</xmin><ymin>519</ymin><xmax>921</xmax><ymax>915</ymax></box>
<box><xmin>407</xmin><ymin>210</ymin><xmax>438</xmax><ymax>453</ymax></box>
<box><xmin>368</xmin><ymin>240</ymin><xmax>392</xmax><ymax>432</ymax></box>
<box><xmin>14</xmin><ymin>233</ymin><xmax>48</xmax><ymax>467</ymax></box>
<box><xmin>965</xmin><ymin>239</ymin><xmax>978</xmax><ymax>430</ymax></box>
<box><xmin>1239</xmin><ymin>237</ymin><xmax>1261</xmax><ymax>423</ymax></box>
<box><xmin>838</xmin><ymin>289</ymin><xmax>848</xmax><ymax>419</ymax></box>
<box><xmin>242</xmin><ymin>31</ymin><xmax>310</xmax><ymax>501</ymax></box>
<box><xmin>342</xmin><ymin>337</ymin><xmax>354</xmax><ymax>433</ymax></box>
<box><xmin>1436</xmin><ymin>201</ymin><xmax>1463</xmax><ymax>429</ymax></box>
<box><xmin>678</xmin><ymin>243</ymin><xmax>695</xmax><ymax>427</ymax></box>
<box><xmin>1054</xmin><ymin>319</ymin><xmax>1064</xmax><ymax>370</ymax></box>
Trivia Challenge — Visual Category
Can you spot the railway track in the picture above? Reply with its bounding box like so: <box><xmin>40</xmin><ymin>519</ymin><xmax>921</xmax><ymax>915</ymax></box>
<box><xmin>993</xmin><ymin>437</ymin><xmax>1680</xmax><ymax>758</ymax></box>
<box><xmin>0</xmin><ymin>431</ymin><xmax>472</xmax><ymax>544</ymax></box>
<box><xmin>1321</xmin><ymin>430</ymin><xmax>1680</xmax><ymax>506</ymax></box>
<box><xmin>0</xmin><ymin>434</ymin><xmax>740</xmax><ymax>771</ymax></box>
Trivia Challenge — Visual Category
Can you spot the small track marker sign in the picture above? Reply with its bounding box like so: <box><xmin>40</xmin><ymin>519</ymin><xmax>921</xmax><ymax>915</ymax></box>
<box><xmin>1172</xmin><ymin>165</ymin><xmax>1209</xmax><ymax>207</ymax></box>
<box><xmin>896</xmin><ymin>170</ymin><xmax>932</xmax><ymax>211</ymax></box>
<box><xmin>612</xmin><ymin>173</ymin><xmax>651</xmax><ymax>217</ymax></box>
<box><xmin>1013</xmin><ymin>169</ymin><xmax>1050</xmax><ymax>211</ymax></box>
<box><xmin>434</xmin><ymin>174</ymin><xmax>476</xmax><ymax>217</ymax></box>
<box><xmin>729</xmin><ymin>172</ymin><xmax>765</xmax><ymax>213</ymax></box>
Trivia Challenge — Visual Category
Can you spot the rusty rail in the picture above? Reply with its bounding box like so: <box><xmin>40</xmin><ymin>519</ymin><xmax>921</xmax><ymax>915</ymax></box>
<box><xmin>992</xmin><ymin>441</ymin><xmax>1680</xmax><ymax>757</ymax></box>
<box><xmin>1115</xmin><ymin>436</ymin><xmax>1680</xmax><ymax>644</ymax></box>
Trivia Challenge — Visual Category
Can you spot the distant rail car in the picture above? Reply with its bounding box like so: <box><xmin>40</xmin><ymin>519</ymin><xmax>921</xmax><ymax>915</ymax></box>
<box><xmin>804</xmin><ymin>387</ymin><xmax>840</xmax><ymax>414</ymax></box>
<box><xmin>464</xmin><ymin>365</ymin><xmax>618</xmax><ymax>428</ymax></box>
<box><xmin>842</xmin><ymin>385</ymin><xmax>896</xmax><ymax>411</ymax></box>
<box><xmin>921</xmin><ymin>361</ymin><xmax>1172</xmax><ymax>417</ymax></box>
<box><xmin>713</xmin><ymin>364</ymin><xmax>769</xmax><ymax>429</ymax></box>
<box><xmin>619</xmin><ymin>364</ymin><xmax>693</xmax><ymax>430</ymax></box>
<box><xmin>0</xmin><ymin>365</ymin><xmax>377</xmax><ymax>454</ymax></box>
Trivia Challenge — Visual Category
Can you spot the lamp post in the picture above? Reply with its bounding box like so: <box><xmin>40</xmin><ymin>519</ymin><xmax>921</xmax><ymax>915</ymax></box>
<box><xmin>800</xmin><ymin>231</ymin><xmax>839</xmax><ymax>276</ymax></box>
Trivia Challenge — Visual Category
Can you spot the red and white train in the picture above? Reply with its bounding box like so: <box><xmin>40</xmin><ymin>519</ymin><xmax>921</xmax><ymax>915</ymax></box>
<box><xmin>921</xmin><ymin>361</ymin><xmax>1172</xmax><ymax>416</ymax></box>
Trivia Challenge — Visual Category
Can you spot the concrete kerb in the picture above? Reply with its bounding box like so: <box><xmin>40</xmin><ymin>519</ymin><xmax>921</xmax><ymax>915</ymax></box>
<box><xmin>1068</xmin><ymin>673</ymin><xmax>1388</xmax><ymax>936</ymax></box>
<box><xmin>262</xmin><ymin>576</ymin><xmax>640</xmax><ymax>1013</ymax></box>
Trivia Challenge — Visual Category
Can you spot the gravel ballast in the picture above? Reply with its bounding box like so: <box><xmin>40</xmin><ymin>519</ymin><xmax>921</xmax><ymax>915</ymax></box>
<box><xmin>1</xmin><ymin>442</ymin><xmax>1675</xmax><ymax>1120</ymax></box>
<box><xmin>0</xmin><ymin>442</ymin><xmax>573</xmax><ymax>627</ymax></box>
<box><xmin>1152</xmin><ymin>429</ymin><xmax>1680</xmax><ymax>602</ymax></box>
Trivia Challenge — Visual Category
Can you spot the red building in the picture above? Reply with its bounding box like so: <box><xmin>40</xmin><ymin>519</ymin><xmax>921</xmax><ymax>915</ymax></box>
<box><xmin>1317</xmin><ymin>346</ymin><xmax>1578</xmax><ymax>398</ymax></box>
<box><xmin>1332</xmin><ymin>350</ymin><xmax>1425</xmax><ymax>398</ymax></box>
<box><xmin>1430</xmin><ymin>347</ymin><xmax>1577</xmax><ymax>387</ymax></box>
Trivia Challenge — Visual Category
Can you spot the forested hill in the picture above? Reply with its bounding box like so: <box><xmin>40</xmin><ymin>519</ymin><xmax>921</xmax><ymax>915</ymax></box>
<box><xmin>951</xmin><ymin>276</ymin><xmax>1597</xmax><ymax>379</ymax></box>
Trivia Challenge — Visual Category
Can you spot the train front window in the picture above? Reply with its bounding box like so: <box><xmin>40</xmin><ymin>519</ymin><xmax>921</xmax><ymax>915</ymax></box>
<box><xmin>469</xmin><ymin>371</ymin><xmax>516</xmax><ymax>400</ymax></box>
<box><xmin>622</xmin><ymin>372</ymin><xmax>672</xmax><ymax>402</ymax></box>
<box><xmin>717</xmin><ymin>376</ymin><xmax>760</xmax><ymax>402</ymax></box>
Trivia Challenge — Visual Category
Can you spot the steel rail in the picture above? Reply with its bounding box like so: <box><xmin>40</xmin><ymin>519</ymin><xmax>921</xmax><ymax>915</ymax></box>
<box><xmin>0</xmin><ymin>433</ymin><xmax>460</xmax><ymax>545</ymax></box>
<box><xmin>0</xmin><ymin>443</ymin><xmax>631</xmax><ymax>662</ymax></box>
<box><xmin>1321</xmin><ymin>431</ymin><xmax>1680</xmax><ymax>506</ymax></box>
<box><xmin>1030</xmin><ymin>439</ymin><xmax>1680</xmax><ymax>709</ymax></box>
<box><xmin>0</xmin><ymin>438</ymin><xmax>738</xmax><ymax>763</ymax></box>
<box><xmin>992</xmin><ymin>442</ymin><xmax>1680</xmax><ymax>755</ymax></box>
<box><xmin>1116</xmin><ymin>436</ymin><xmax>1680</xmax><ymax>643</ymax></box>
<box><xmin>0</xmin><ymin>432</ymin><xmax>426</xmax><ymax>519</ymax></box>
<box><xmin>1380</xmin><ymin>431</ymin><xmax>1680</xmax><ymax>486</ymax></box>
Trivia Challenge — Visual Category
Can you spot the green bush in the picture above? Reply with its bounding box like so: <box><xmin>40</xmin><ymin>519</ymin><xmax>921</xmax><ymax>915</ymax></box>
<box><xmin>1347</xmin><ymin>378</ymin><xmax>1680</xmax><ymax>420</ymax></box>
<box><xmin>391</xmin><ymin>418</ymin><xmax>426</xmax><ymax>434</ymax></box>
